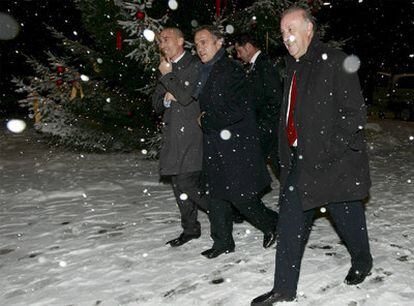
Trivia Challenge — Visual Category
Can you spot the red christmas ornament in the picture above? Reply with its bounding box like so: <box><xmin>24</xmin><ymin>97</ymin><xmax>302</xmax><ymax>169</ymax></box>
<box><xmin>57</xmin><ymin>66</ymin><xmax>64</xmax><ymax>73</ymax></box>
<box><xmin>116</xmin><ymin>30</ymin><xmax>122</xmax><ymax>51</ymax></box>
<box><xmin>56</xmin><ymin>79</ymin><xmax>63</xmax><ymax>86</ymax></box>
<box><xmin>135</xmin><ymin>11</ymin><xmax>145</xmax><ymax>20</ymax></box>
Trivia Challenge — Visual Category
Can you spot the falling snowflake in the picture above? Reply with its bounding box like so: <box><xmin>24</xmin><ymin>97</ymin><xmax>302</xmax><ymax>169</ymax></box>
<box><xmin>322</xmin><ymin>53</ymin><xmax>328</xmax><ymax>60</ymax></box>
<box><xmin>168</xmin><ymin>0</ymin><xmax>178</xmax><ymax>10</ymax></box>
<box><xmin>191</xmin><ymin>20</ymin><xmax>198</xmax><ymax>28</ymax></box>
<box><xmin>6</xmin><ymin>119</ymin><xmax>26</xmax><ymax>133</ymax></box>
<box><xmin>59</xmin><ymin>261</ymin><xmax>67</xmax><ymax>267</ymax></box>
<box><xmin>226</xmin><ymin>24</ymin><xmax>234</xmax><ymax>34</ymax></box>
<box><xmin>343</xmin><ymin>55</ymin><xmax>361</xmax><ymax>73</ymax></box>
<box><xmin>80</xmin><ymin>74</ymin><xmax>90</xmax><ymax>82</ymax></box>
<box><xmin>220</xmin><ymin>129</ymin><xmax>231</xmax><ymax>140</ymax></box>
<box><xmin>320</xmin><ymin>207</ymin><xmax>326</xmax><ymax>213</ymax></box>
<box><xmin>179</xmin><ymin>193</ymin><xmax>188</xmax><ymax>201</ymax></box>
<box><xmin>143</xmin><ymin>29</ymin><xmax>155</xmax><ymax>42</ymax></box>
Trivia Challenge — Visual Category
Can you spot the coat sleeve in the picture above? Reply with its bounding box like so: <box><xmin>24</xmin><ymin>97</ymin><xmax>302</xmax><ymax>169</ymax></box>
<box><xmin>159</xmin><ymin>62</ymin><xmax>199</xmax><ymax>106</ymax></box>
<box><xmin>255</xmin><ymin>62</ymin><xmax>282</xmax><ymax>133</ymax></box>
<box><xmin>151</xmin><ymin>80</ymin><xmax>167</xmax><ymax>115</ymax></box>
<box><xmin>201</xmin><ymin>64</ymin><xmax>246</xmax><ymax>133</ymax></box>
<box><xmin>329</xmin><ymin>53</ymin><xmax>367</xmax><ymax>161</ymax></box>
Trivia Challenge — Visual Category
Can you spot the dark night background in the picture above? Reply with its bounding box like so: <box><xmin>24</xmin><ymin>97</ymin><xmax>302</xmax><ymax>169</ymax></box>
<box><xmin>1</xmin><ymin>0</ymin><xmax>413</xmax><ymax>116</ymax></box>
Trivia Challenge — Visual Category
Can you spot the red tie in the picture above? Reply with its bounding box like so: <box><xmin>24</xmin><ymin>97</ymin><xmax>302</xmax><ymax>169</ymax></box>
<box><xmin>286</xmin><ymin>72</ymin><xmax>297</xmax><ymax>146</ymax></box>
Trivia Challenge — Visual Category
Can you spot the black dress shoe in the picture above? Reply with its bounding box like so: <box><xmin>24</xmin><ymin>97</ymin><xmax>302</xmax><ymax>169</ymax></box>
<box><xmin>344</xmin><ymin>261</ymin><xmax>373</xmax><ymax>285</ymax></box>
<box><xmin>263</xmin><ymin>231</ymin><xmax>277</xmax><ymax>249</ymax></box>
<box><xmin>251</xmin><ymin>291</ymin><xmax>295</xmax><ymax>305</ymax></box>
<box><xmin>166</xmin><ymin>233</ymin><xmax>200</xmax><ymax>247</ymax></box>
<box><xmin>201</xmin><ymin>247</ymin><xmax>235</xmax><ymax>259</ymax></box>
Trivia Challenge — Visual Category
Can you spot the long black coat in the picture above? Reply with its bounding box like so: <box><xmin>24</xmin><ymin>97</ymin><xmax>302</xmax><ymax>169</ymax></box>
<box><xmin>152</xmin><ymin>52</ymin><xmax>203</xmax><ymax>176</ymax></box>
<box><xmin>278</xmin><ymin>37</ymin><xmax>371</xmax><ymax>211</ymax></box>
<box><xmin>247</xmin><ymin>52</ymin><xmax>282</xmax><ymax>159</ymax></box>
<box><xmin>199</xmin><ymin>52</ymin><xmax>271</xmax><ymax>202</ymax></box>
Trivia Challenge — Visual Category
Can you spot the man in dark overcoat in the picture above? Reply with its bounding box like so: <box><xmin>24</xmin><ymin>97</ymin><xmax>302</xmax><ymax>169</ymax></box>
<box><xmin>152</xmin><ymin>27</ymin><xmax>208</xmax><ymax>248</ymax></box>
<box><xmin>234</xmin><ymin>33</ymin><xmax>282</xmax><ymax>164</ymax></box>
<box><xmin>252</xmin><ymin>7</ymin><xmax>373</xmax><ymax>305</ymax></box>
<box><xmin>194</xmin><ymin>26</ymin><xmax>279</xmax><ymax>259</ymax></box>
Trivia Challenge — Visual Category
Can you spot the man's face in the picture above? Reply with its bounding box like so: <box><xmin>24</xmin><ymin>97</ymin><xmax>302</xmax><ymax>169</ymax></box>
<box><xmin>280</xmin><ymin>10</ymin><xmax>313</xmax><ymax>60</ymax></box>
<box><xmin>194</xmin><ymin>29</ymin><xmax>222</xmax><ymax>63</ymax></box>
<box><xmin>157</xmin><ymin>29</ymin><xmax>184</xmax><ymax>61</ymax></box>
<box><xmin>234</xmin><ymin>43</ymin><xmax>251</xmax><ymax>63</ymax></box>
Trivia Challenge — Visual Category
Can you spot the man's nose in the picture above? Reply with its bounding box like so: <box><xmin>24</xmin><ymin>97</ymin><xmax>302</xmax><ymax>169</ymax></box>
<box><xmin>281</xmin><ymin>33</ymin><xmax>289</xmax><ymax>42</ymax></box>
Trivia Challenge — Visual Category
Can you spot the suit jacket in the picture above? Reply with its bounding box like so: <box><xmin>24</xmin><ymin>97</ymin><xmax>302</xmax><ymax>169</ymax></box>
<box><xmin>198</xmin><ymin>51</ymin><xmax>271</xmax><ymax>202</ymax></box>
<box><xmin>248</xmin><ymin>52</ymin><xmax>282</xmax><ymax>159</ymax></box>
<box><xmin>152</xmin><ymin>52</ymin><xmax>203</xmax><ymax>176</ymax></box>
<box><xmin>278</xmin><ymin>36</ymin><xmax>371</xmax><ymax>210</ymax></box>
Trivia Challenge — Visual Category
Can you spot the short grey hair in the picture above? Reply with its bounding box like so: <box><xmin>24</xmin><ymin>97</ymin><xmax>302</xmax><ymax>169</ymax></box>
<box><xmin>281</xmin><ymin>6</ymin><xmax>317</xmax><ymax>32</ymax></box>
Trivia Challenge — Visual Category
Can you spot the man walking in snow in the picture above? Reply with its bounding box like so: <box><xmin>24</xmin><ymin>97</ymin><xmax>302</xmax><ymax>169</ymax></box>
<box><xmin>251</xmin><ymin>7</ymin><xmax>373</xmax><ymax>305</ymax></box>
<box><xmin>234</xmin><ymin>33</ymin><xmax>282</xmax><ymax>172</ymax></box>
<box><xmin>152</xmin><ymin>27</ymin><xmax>208</xmax><ymax>247</ymax></box>
<box><xmin>194</xmin><ymin>26</ymin><xmax>278</xmax><ymax>259</ymax></box>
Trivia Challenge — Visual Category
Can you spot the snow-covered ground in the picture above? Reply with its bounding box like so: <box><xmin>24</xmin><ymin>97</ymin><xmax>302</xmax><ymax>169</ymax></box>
<box><xmin>1</xmin><ymin>119</ymin><xmax>413</xmax><ymax>306</ymax></box>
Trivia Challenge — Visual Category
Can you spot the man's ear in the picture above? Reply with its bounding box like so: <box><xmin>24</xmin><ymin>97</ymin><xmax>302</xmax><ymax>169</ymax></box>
<box><xmin>178</xmin><ymin>37</ymin><xmax>185</xmax><ymax>47</ymax></box>
<box><xmin>306</xmin><ymin>21</ymin><xmax>313</xmax><ymax>35</ymax></box>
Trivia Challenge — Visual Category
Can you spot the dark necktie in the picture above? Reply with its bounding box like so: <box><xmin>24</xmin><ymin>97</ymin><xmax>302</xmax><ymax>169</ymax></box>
<box><xmin>286</xmin><ymin>72</ymin><xmax>297</xmax><ymax>146</ymax></box>
<box><xmin>247</xmin><ymin>62</ymin><xmax>254</xmax><ymax>74</ymax></box>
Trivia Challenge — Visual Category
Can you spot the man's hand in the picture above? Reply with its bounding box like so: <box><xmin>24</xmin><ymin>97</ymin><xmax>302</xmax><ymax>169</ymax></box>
<box><xmin>197</xmin><ymin>111</ymin><xmax>206</xmax><ymax>127</ymax></box>
<box><xmin>165</xmin><ymin>92</ymin><xmax>177</xmax><ymax>101</ymax></box>
<box><xmin>159</xmin><ymin>56</ymin><xmax>172</xmax><ymax>75</ymax></box>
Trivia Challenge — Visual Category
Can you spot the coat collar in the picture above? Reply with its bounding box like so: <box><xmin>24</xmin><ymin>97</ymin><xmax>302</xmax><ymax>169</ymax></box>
<box><xmin>174</xmin><ymin>51</ymin><xmax>193</xmax><ymax>69</ymax></box>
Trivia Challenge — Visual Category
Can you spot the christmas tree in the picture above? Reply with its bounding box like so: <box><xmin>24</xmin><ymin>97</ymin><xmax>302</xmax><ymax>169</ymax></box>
<box><xmin>12</xmin><ymin>0</ymin><xmax>156</xmax><ymax>152</ymax></box>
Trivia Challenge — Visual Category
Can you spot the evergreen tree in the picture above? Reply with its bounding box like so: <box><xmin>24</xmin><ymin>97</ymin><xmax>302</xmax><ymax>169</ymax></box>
<box><xmin>12</xmin><ymin>0</ymin><xmax>156</xmax><ymax>152</ymax></box>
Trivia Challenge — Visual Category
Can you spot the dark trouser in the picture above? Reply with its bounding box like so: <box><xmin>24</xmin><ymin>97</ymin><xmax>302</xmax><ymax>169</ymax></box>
<box><xmin>209</xmin><ymin>196</ymin><xmax>279</xmax><ymax>250</ymax></box>
<box><xmin>273</xmin><ymin>150</ymin><xmax>372</xmax><ymax>296</ymax></box>
<box><xmin>171</xmin><ymin>171</ymin><xmax>209</xmax><ymax>236</ymax></box>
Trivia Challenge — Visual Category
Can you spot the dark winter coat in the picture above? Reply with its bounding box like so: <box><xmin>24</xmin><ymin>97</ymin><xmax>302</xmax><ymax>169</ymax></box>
<box><xmin>198</xmin><ymin>50</ymin><xmax>271</xmax><ymax>202</ymax></box>
<box><xmin>152</xmin><ymin>52</ymin><xmax>203</xmax><ymax>176</ymax></box>
<box><xmin>247</xmin><ymin>52</ymin><xmax>282</xmax><ymax>159</ymax></box>
<box><xmin>278</xmin><ymin>36</ymin><xmax>371</xmax><ymax>211</ymax></box>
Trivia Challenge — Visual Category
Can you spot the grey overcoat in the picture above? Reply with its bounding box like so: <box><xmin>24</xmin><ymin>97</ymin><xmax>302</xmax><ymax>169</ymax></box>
<box><xmin>152</xmin><ymin>52</ymin><xmax>203</xmax><ymax>176</ymax></box>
